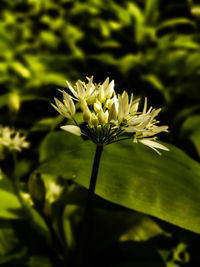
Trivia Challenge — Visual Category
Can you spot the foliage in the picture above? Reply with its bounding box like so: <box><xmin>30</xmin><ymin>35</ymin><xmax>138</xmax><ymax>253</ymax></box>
<box><xmin>0</xmin><ymin>0</ymin><xmax>200</xmax><ymax>266</ymax></box>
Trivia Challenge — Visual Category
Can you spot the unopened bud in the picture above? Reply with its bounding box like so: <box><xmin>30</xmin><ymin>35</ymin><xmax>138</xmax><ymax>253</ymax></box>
<box><xmin>87</xmin><ymin>94</ymin><xmax>96</xmax><ymax>105</ymax></box>
<box><xmin>105</xmin><ymin>80</ymin><xmax>114</xmax><ymax>99</ymax></box>
<box><xmin>80</xmin><ymin>99</ymin><xmax>87</xmax><ymax>111</ymax></box>
<box><xmin>108</xmin><ymin>103</ymin><xmax>117</xmax><ymax>122</ymax></box>
<box><xmin>98</xmin><ymin>85</ymin><xmax>105</xmax><ymax>103</ymax></box>
<box><xmin>94</xmin><ymin>100</ymin><xmax>102</xmax><ymax>113</ymax></box>
<box><xmin>98</xmin><ymin>109</ymin><xmax>108</xmax><ymax>125</ymax></box>
<box><xmin>90</xmin><ymin>113</ymin><xmax>98</xmax><ymax>127</ymax></box>
<box><xmin>83</xmin><ymin>105</ymin><xmax>91</xmax><ymax>122</ymax></box>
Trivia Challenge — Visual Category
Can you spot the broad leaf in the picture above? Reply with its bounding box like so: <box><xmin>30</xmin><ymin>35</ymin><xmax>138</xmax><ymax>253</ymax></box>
<box><xmin>38</xmin><ymin>132</ymin><xmax>200</xmax><ymax>233</ymax></box>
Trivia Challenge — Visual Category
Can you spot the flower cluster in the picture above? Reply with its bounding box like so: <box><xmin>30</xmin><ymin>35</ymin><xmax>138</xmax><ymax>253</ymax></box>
<box><xmin>0</xmin><ymin>126</ymin><xmax>29</xmax><ymax>152</ymax></box>
<box><xmin>52</xmin><ymin>77</ymin><xmax>169</xmax><ymax>154</ymax></box>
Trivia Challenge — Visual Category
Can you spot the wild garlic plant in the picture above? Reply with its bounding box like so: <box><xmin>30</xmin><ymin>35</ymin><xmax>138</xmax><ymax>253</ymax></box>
<box><xmin>52</xmin><ymin>76</ymin><xmax>169</xmax><ymax>266</ymax></box>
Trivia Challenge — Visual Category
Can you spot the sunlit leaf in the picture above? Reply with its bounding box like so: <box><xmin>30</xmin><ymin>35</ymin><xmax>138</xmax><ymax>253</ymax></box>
<box><xmin>10</xmin><ymin>61</ymin><xmax>31</xmax><ymax>79</ymax></box>
<box><xmin>141</xmin><ymin>74</ymin><xmax>164</xmax><ymax>91</ymax></box>
<box><xmin>38</xmin><ymin>132</ymin><xmax>200</xmax><ymax>234</ymax></box>
<box><xmin>119</xmin><ymin>54</ymin><xmax>142</xmax><ymax>73</ymax></box>
<box><xmin>145</xmin><ymin>0</ymin><xmax>160</xmax><ymax>25</ymax></box>
<box><xmin>157</xmin><ymin>18</ymin><xmax>196</xmax><ymax>32</ymax></box>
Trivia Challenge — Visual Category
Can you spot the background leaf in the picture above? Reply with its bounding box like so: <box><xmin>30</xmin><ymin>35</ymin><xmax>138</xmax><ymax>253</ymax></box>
<box><xmin>0</xmin><ymin>172</ymin><xmax>21</xmax><ymax>219</ymax></box>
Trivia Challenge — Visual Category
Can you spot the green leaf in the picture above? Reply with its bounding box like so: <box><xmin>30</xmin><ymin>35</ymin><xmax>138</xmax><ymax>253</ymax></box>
<box><xmin>10</xmin><ymin>61</ymin><xmax>31</xmax><ymax>79</ymax></box>
<box><xmin>172</xmin><ymin>36</ymin><xmax>199</xmax><ymax>50</ymax></box>
<box><xmin>110</xmin><ymin>2</ymin><xmax>132</xmax><ymax>26</ymax></box>
<box><xmin>126</xmin><ymin>2</ymin><xmax>145</xmax><ymax>44</ymax></box>
<box><xmin>174</xmin><ymin>106</ymin><xmax>200</xmax><ymax>123</ymax></box>
<box><xmin>62</xmin><ymin>202</ymin><xmax>162</xmax><ymax>256</ymax></box>
<box><xmin>190</xmin><ymin>130</ymin><xmax>200</xmax><ymax>157</ymax></box>
<box><xmin>181</xmin><ymin>115</ymin><xmax>200</xmax><ymax>135</ymax></box>
<box><xmin>0</xmin><ymin>172</ymin><xmax>21</xmax><ymax>219</ymax></box>
<box><xmin>119</xmin><ymin>54</ymin><xmax>142</xmax><ymax>73</ymax></box>
<box><xmin>157</xmin><ymin>18</ymin><xmax>196</xmax><ymax>31</ymax></box>
<box><xmin>141</xmin><ymin>74</ymin><xmax>164</xmax><ymax>91</ymax></box>
<box><xmin>126</xmin><ymin>2</ymin><xmax>144</xmax><ymax>25</ymax></box>
<box><xmin>38</xmin><ymin>132</ymin><xmax>200</xmax><ymax>234</ymax></box>
<box><xmin>145</xmin><ymin>0</ymin><xmax>160</xmax><ymax>25</ymax></box>
<box><xmin>0</xmin><ymin>189</ymin><xmax>21</xmax><ymax>219</ymax></box>
<box><xmin>27</xmin><ymin>256</ymin><xmax>53</xmax><ymax>267</ymax></box>
<box><xmin>0</xmin><ymin>221</ymin><xmax>20</xmax><ymax>256</ymax></box>
<box><xmin>89</xmin><ymin>53</ymin><xmax>118</xmax><ymax>66</ymax></box>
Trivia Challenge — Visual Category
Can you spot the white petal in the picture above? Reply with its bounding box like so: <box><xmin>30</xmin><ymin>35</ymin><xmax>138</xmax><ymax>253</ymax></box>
<box><xmin>60</xmin><ymin>125</ymin><xmax>81</xmax><ymax>136</ymax></box>
<box><xmin>122</xmin><ymin>91</ymin><xmax>129</xmax><ymax>111</ymax></box>
<box><xmin>102</xmin><ymin>77</ymin><xmax>110</xmax><ymax>90</ymax></box>
<box><xmin>142</xmin><ymin>97</ymin><xmax>147</xmax><ymax>114</ymax></box>
<box><xmin>139</xmin><ymin>139</ymin><xmax>169</xmax><ymax>154</ymax></box>
<box><xmin>76</xmin><ymin>80</ymin><xmax>85</xmax><ymax>98</ymax></box>
<box><xmin>68</xmin><ymin>97</ymin><xmax>76</xmax><ymax>116</ymax></box>
<box><xmin>128</xmin><ymin>114</ymin><xmax>151</xmax><ymax>126</ymax></box>
<box><xmin>66</xmin><ymin>81</ymin><xmax>78</xmax><ymax>98</ymax></box>
<box><xmin>86</xmin><ymin>76</ymin><xmax>94</xmax><ymax>94</ymax></box>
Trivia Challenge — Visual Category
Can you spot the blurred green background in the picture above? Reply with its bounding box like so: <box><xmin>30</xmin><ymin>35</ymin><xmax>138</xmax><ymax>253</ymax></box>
<box><xmin>1</xmin><ymin>0</ymin><xmax>200</xmax><ymax>266</ymax></box>
<box><xmin>1</xmin><ymin>0</ymin><xmax>200</xmax><ymax>159</ymax></box>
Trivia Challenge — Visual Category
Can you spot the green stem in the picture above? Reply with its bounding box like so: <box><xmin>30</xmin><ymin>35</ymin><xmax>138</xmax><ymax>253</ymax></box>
<box><xmin>77</xmin><ymin>144</ymin><xmax>103</xmax><ymax>267</ymax></box>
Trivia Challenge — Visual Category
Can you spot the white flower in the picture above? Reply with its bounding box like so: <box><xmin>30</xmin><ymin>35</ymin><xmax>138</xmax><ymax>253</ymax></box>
<box><xmin>0</xmin><ymin>126</ymin><xmax>29</xmax><ymax>152</ymax></box>
<box><xmin>51</xmin><ymin>91</ymin><xmax>75</xmax><ymax>119</ymax></box>
<box><xmin>66</xmin><ymin>76</ymin><xmax>96</xmax><ymax>104</ymax></box>
<box><xmin>52</xmin><ymin>76</ymin><xmax>169</xmax><ymax>154</ymax></box>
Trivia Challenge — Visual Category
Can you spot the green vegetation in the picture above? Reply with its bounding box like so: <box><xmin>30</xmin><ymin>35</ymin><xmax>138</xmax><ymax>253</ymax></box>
<box><xmin>1</xmin><ymin>0</ymin><xmax>200</xmax><ymax>266</ymax></box>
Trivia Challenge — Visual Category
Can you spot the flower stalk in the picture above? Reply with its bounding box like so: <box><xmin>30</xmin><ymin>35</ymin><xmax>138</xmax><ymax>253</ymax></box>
<box><xmin>77</xmin><ymin>144</ymin><xmax>103</xmax><ymax>267</ymax></box>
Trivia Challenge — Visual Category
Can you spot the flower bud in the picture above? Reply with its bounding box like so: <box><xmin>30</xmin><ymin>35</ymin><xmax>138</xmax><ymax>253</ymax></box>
<box><xmin>83</xmin><ymin>105</ymin><xmax>91</xmax><ymax>122</ymax></box>
<box><xmin>87</xmin><ymin>94</ymin><xmax>96</xmax><ymax>105</ymax></box>
<box><xmin>98</xmin><ymin>85</ymin><xmax>106</xmax><ymax>103</ymax></box>
<box><xmin>105</xmin><ymin>80</ymin><xmax>114</xmax><ymax>99</ymax></box>
<box><xmin>102</xmin><ymin>77</ymin><xmax>109</xmax><ymax>90</ymax></box>
<box><xmin>62</xmin><ymin>91</ymin><xmax>76</xmax><ymax>117</ymax></box>
<box><xmin>108</xmin><ymin>103</ymin><xmax>117</xmax><ymax>122</ymax></box>
<box><xmin>90</xmin><ymin>113</ymin><xmax>98</xmax><ymax>127</ymax></box>
<box><xmin>94</xmin><ymin>100</ymin><xmax>102</xmax><ymax>113</ymax></box>
<box><xmin>98</xmin><ymin>109</ymin><xmax>108</xmax><ymax>125</ymax></box>
<box><xmin>80</xmin><ymin>99</ymin><xmax>87</xmax><ymax>111</ymax></box>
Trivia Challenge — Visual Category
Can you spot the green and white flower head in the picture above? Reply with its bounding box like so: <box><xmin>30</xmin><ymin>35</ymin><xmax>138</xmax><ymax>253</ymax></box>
<box><xmin>52</xmin><ymin>76</ymin><xmax>169</xmax><ymax>154</ymax></box>
<box><xmin>0</xmin><ymin>126</ymin><xmax>30</xmax><ymax>152</ymax></box>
